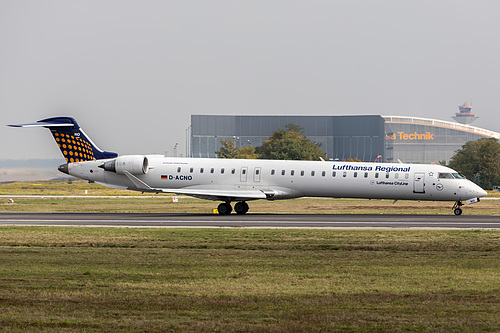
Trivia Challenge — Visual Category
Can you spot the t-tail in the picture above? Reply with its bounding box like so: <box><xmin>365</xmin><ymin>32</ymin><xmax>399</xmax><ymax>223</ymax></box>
<box><xmin>9</xmin><ymin>116</ymin><xmax>118</xmax><ymax>162</ymax></box>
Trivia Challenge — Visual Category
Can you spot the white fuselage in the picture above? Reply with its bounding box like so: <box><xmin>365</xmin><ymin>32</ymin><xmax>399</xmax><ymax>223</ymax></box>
<box><xmin>66</xmin><ymin>156</ymin><xmax>487</xmax><ymax>202</ymax></box>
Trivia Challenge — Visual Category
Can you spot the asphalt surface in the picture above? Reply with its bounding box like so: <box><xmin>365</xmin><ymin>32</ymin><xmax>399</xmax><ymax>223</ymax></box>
<box><xmin>0</xmin><ymin>212</ymin><xmax>499</xmax><ymax>229</ymax></box>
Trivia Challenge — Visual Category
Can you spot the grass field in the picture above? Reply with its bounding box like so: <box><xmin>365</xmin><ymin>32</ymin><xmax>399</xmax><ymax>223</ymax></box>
<box><xmin>1</xmin><ymin>181</ymin><xmax>499</xmax><ymax>332</ymax></box>
<box><xmin>0</xmin><ymin>228</ymin><xmax>498</xmax><ymax>332</ymax></box>
<box><xmin>1</xmin><ymin>180</ymin><xmax>500</xmax><ymax>214</ymax></box>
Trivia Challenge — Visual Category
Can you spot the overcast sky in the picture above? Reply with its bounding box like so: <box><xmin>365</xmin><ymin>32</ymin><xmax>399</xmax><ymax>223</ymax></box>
<box><xmin>2</xmin><ymin>0</ymin><xmax>500</xmax><ymax>160</ymax></box>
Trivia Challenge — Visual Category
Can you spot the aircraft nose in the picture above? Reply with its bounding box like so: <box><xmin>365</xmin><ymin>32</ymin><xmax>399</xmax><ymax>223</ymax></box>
<box><xmin>478</xmin><ymin>188</ymin><xmax>488</xmax><ymax>198</ymax></box>
<box><xmin>469</xmin><ymin>182</ymin><xmax>487</xmax><ymax>198</ymax></box>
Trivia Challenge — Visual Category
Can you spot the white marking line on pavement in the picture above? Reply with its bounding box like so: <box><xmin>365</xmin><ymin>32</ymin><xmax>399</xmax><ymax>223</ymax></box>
<box><xmin>0</xmin><ymin>219</ymin><xmax>499</xmax><ymax>225</ymax></box>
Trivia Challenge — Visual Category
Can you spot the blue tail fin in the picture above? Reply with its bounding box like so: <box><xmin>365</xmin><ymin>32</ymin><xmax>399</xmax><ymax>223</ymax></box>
<box><xmin>9</xmin><ymin>117</ymin><xmax>118</xmax><ymax>162</ymax></box>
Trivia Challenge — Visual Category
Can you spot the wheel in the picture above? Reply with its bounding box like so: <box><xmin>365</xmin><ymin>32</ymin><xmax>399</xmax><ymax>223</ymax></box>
<box><xmin>453</xmin><ymin>208</ymin><xmax>462</xmax><ymax>216</ymax></box>
<box><xmin>234</xmin><ymin>202</ymin><xmax>249</xmax><ymax>215</ymax></box>
<box><xmin>217</xmin><ymin>203</ymin><xmax>232</xmax><ymax>215</ymax></box>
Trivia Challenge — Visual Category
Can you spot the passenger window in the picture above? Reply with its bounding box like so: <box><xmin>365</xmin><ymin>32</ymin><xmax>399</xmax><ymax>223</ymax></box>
<box><xmin>190</xmin><ymin>167</ymin><xmax>194</xmax><ymax>173</ymax></box>
<box><xmin>291</xmin><ymin>170</ymin><xmax>295</xmax><ymax>176</ymax></box>
<box><xmin>364</xmin><ymin>172</ymin><xmax>368</xmax><ymax>178</ymax></box>
<box><xmin>386</xmin><ymin>173</ymin><xmax>390</xmax><ymax>179</ymax></box>
<box><xmin>221</xmin><ymin>168</ymin><xmax>225</xmax><ymax>174</ymax></box>
<box><xmin>256</xmin><ymin>169</ymin><xmax>260</xmax><ymax>175</ymax></box>
<box><xmin>311</xmin><ymin>171</ymin><xmax>315</xmax><ymax>176</ymax></box>
<box><xmin>438</xmin><ymin>173</ymin><xmax>453</xmax><ymax>179</ymax></box>
<box><xmin>177</xmin><ymin>167</ymin><xmax>181</xmax><ymax>172</ymax></box>
<box><xmin>322</xmin><ymin>171</ymin><xmax>326</xmax><ymax>177</ymax></box>
<box><xmin>231</xmin><ymin>169</ymin><xmax>236</xmax><ymax>174</ymax></box>
<box><xmin>332</xmin><ymin>171</ymin><xmax>336</xmax><ymax>177</ymax></box>
<box><xmin>200</xmin><ymin>168</ymin><xmax>204</xmax><ymax>173</ymax></box>
<box><xmin>354</xmin><ymin>172</ymin><xmax>358</xmax><ymax>178</ymax></box>
<box><xmin>271</xmin><ymin>169</ymin><xmax>275</xmax><ymax>175</ymax></box>
<box><xmin>375</xmin><ymin>173</ymin><xmax>379</xmax><ymax>178</ymax></box>
<box><xmin>210</xmin><ymin>168</ymin><xmax>214</xmax><ymax>174</ymax></box>
<box><xmin>405</xmin><ymin>173</ymin><xmax>409</xmax><ymax>179</ymax></box>
<box><xmin>242</xmin><ymin>169</ymin><xmax>246</xmax><ymax>174</ymax></box>
<box><xmin>281</xmin><ymin>170</ymin><xmax>286</xmax><ymax>176</ymax></box>
<box><xmin>301</xmin><ymin>170</ymin><xmax>305</xmax><ymax>176</ymax></box>
<box><xmin>343</xmin><ymin>172</ymin><xmax>347</xmax><ymax>177</ymax></box>
<box><xmin>395</xmin><ymin>173</ymin><xmax>398</xmax><ymax>179</ymax></box>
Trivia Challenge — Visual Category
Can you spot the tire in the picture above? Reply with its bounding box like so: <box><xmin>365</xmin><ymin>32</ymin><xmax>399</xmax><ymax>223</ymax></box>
<box><xmin>218</xmin><ymin>203</ymin><xmax>232</xmax><ymax>215</ymax></box>
<box><xmin>453</xmin><ymin>208</ymin><xmax>463</xmax><ymax>216</ymax></box>
<box><xmin>234</xmin><ymin>202</ymin><xmax>248</xmax><ymax>215</ymax></box>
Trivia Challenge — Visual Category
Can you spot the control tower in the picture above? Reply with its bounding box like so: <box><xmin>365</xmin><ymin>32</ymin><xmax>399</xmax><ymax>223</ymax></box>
<box><xmin>452</xmin><ymin>102</ymin><xmax>478</xmax><ymax>125</ymax></box>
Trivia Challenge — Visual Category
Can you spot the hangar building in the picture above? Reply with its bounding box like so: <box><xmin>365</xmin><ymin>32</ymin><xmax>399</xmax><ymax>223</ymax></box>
<box><xmin>189</xmin><ymin>112</ymin><xmax>500</xmax><ymax>164</ymax></box>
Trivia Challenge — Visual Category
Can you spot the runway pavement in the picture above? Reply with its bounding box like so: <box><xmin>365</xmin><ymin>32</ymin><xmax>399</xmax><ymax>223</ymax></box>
<box><xmin>0</xmin><ymin>212</ymin><xmax>499</xmax><ymax>229</ymax></box>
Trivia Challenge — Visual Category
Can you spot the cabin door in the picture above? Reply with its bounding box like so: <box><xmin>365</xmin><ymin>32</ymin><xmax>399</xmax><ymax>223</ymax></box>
<box><xmin>253</xmin><ymin>167</ymin><xmax>261</xmax><ymax>182</ymax></box>
<box><xmin>413</xmin><ymin>172</ymin><xmax>425</xmax><ymax>193</ymax></box>
<box><xmin>240</xmin><ymin>167</ymin><xmax>248</xmax><ymax>182</ymax></box>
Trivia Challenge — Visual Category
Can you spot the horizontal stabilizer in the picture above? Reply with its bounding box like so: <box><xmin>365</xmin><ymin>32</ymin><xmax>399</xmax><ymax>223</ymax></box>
<box><xmin>8</xmin><ymin>122</ymin><xmax>74</xmax><ymax>128</ymax></box>
<box><xmin>9</xmin><ymin>116</ymin><xmax>118</xmax><ymax>162</ymax></box>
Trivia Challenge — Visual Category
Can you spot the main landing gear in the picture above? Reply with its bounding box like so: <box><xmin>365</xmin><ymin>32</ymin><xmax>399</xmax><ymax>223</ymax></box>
<box><xmin>217</xmin><ymin>201</ymin><xmax>249</xmax><ymax>215</ymax></box>
<box><xmin>452</xmin><ymin>201</ymin><xmax>463</xmax><ymax>216</ymax></box>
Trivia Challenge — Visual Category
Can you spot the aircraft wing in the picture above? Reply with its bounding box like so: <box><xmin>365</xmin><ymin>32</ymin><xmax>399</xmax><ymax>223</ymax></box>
<box><xmin>122</xmin><ymin>170</ymin><xmax>267</xmax><ymax>201</ymax></box>
<box><xmin>159</xmin><ymin>188</ymin><xmax>267</xmax><ymax>201</ymax></box>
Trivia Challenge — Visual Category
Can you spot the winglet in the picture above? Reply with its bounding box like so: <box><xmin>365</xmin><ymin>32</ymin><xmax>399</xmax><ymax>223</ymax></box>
<box><xmin>123</xmin><ymin>170</ymin><xmax>156</xmax><ymax>192</ymax></box>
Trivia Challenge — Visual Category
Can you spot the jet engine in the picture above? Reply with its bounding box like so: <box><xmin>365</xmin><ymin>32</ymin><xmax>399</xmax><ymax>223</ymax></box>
<box><xmin>99</xmin><ymin>155</ymin><xmax>149</xmax><ymax>175</ymax></box>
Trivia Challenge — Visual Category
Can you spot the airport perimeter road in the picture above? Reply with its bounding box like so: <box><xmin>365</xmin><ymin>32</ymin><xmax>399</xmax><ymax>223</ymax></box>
<box><xmin>0</xmin><ymin>212</ymin><xmax>499</xmax><ymax>229</ymax></box>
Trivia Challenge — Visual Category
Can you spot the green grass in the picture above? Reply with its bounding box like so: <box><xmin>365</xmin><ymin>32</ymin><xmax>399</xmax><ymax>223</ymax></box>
<box><xmin>0</xmin><ymin>228</ymin><xmax>498</xmax><ymax>332</ymax></box>
<box><xmin>0</xmin><ymin>179</ymin><xmax>148</xmax><ymax>196</ymax></box>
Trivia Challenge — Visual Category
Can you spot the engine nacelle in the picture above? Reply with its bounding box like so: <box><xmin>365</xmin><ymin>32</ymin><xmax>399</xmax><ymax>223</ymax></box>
<box><xmin>99</xmin><ymin>155</ymin><xmax>149</xmax><ymax>175</ymax></box>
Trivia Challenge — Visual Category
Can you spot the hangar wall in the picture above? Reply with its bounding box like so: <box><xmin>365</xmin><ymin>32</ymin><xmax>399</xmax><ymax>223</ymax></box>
<box><xmin>191</xmin><ymin>115</ymin><xmax>385</xmax><ymax>161</ymax></box>
<box><xmin>190</xmin><ymin>115</ymin><xmax>500</xmax><ymax>164</ymax></box>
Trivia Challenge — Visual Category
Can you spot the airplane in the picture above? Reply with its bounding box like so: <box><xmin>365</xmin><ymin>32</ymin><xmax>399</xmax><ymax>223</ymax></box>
<box><xmin>9</xmin><ymin>116</ymin><xmax>487</xmax><ymax>216</ymax></box>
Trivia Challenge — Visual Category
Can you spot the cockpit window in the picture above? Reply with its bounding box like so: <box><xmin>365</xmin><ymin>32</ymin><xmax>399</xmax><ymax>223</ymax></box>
<box><xmin>452</xmin><ymin>173</ymin><xmax>465</xmax><ymax>179</ymax></box>
<box><xmin>438</xmin><ymin>173</ymin><xmax>454</xmax><ymax>179</ymax></box>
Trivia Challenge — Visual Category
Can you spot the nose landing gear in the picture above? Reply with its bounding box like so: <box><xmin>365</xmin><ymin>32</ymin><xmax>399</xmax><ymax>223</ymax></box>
<box><xmin>452</xmin><ymin>201</ymin><xmax>463</xmax><ymax>216</ymax></box>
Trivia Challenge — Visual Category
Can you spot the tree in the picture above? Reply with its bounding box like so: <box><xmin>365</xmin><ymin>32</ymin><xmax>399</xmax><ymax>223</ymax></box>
<box><xmin>215</xmin><ymin>139</ymin><xmax>258</xmax><ymax>159</ymax></box>
<box><xmin>256</xmin><ymin>124</ymin><xmax>327</xmax><ymax>160</ymax></box>
<box><xmin>448</xmin><ymin>138</ymin><xmax>500</xmax><ymax>190</ymax></box>
<box><xmin>236</xmin><ymin>145</ymin><xmax>259</xmax><ymax>159</ymax></box>
<box><xmin>215</xmin><ymin>139</ymin><xmax>239</xmax><ymax>158</ymax></box>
